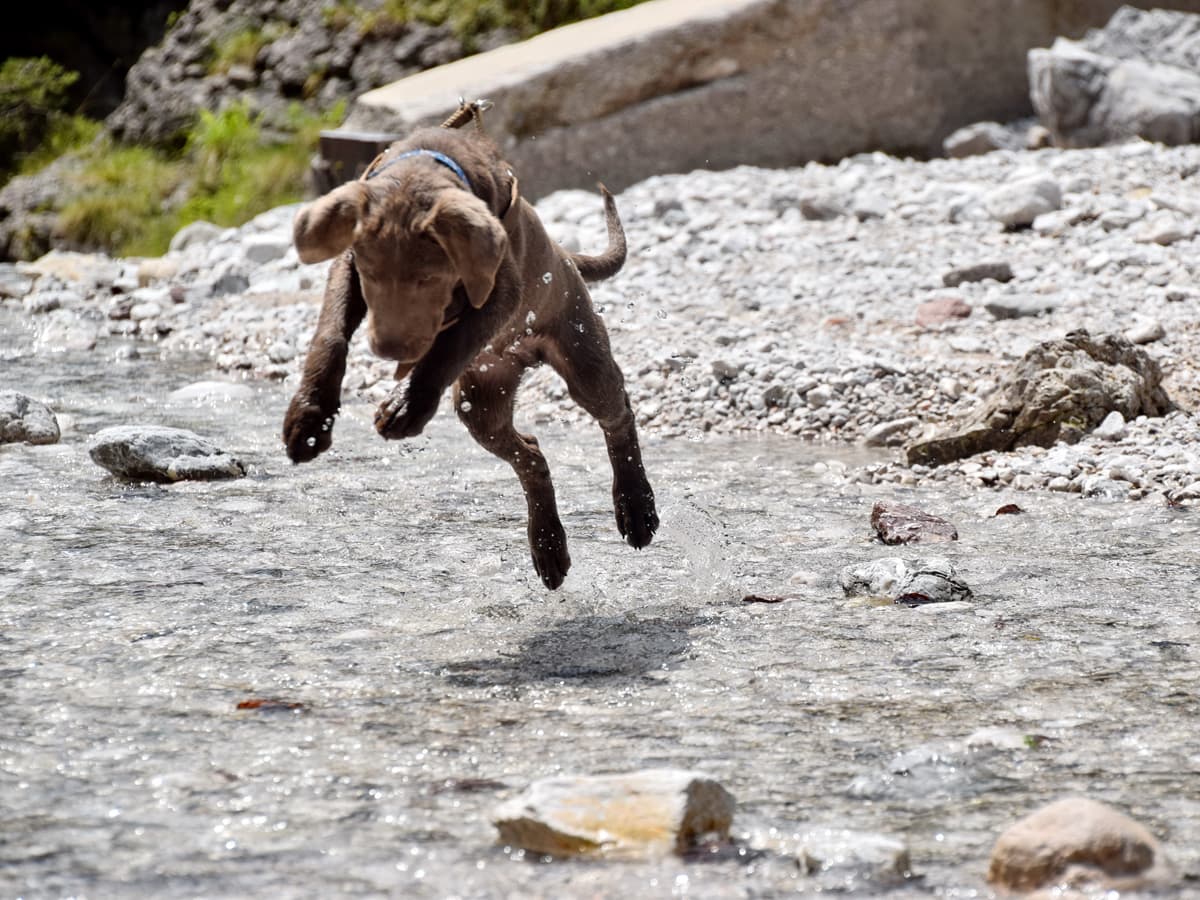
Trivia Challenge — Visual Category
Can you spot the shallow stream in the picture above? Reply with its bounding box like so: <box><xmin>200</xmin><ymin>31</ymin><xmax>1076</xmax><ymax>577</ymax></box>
<box><xmin>3</xmin><ymin>307</ymin><xmax>1198</xmax><ymax>897</ymax></box>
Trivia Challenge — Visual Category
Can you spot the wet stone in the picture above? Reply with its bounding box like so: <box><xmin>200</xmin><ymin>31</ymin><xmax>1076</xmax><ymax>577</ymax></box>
<box><xmin>747</xmin><ymin>825</ymin><xmax>912</xmax><ymax>883</ymax></box>
<box><xmin>870</xmin><ymin>500</ymin><xmax>958</xmax><ymax>544</ymax></box>
<box><xmin>0</xmin><ymin>391</ymin><xmax>61</xmax><ymax>445</ymax></box>
<box><xmin>492</xmin><ymin>769</ymin><xmax>735</xmax><ymax>859</ymax></box>
<box><xmin>988</xmin><ymin>797</ymin><xmax>1176</xmax><ymax>893</ymax></box>
<box><xmin>168</xmin><ymin>381</ymin><xmax>256</xmax><ymax>403</ymax></box>
<box><xmin>839</xmin><ymin>556</ymin><xmax>972</xmax><ymax>604</ymax></box>
<box><xmin>88</xmin><ymin>425</ymin><xmax>246</xmax><ymax>483</ymax></box>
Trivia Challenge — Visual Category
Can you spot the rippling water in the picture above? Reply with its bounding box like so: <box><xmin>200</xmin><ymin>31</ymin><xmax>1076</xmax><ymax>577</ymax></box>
<box><xmin>3</xmin><ymin>307</ymin><xmax>1199</xmax><ymax>898</ymax></box>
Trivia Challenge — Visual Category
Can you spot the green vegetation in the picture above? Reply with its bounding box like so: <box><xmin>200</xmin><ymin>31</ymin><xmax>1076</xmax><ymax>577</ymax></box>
<box><xmin>325</xmin><ymin>0</ymin><xmax>644</xmax><ymax>45</ymax></box>
<box><xmin>208</xmin><ymin>22</ymin><xmax>290</xmax><ymax>75</ymax></box>
<box><xmin>11</xmin><ymin>0</ymin><xmax>650</xmax><ymax>258</ymax></box>
<box><xmin>17</xmin><ymin>114</ymin><xmax>101</xmax><ymax>177</ymax></box>
<box><xmin>0</xmin><ymin>56</ymin><xmax>86</xmax><ymax>179</ymax></box>
<box><xmin>57</xmin><ymin>101</ymin><xmax>344</xmax><ymax>257</ymax></box>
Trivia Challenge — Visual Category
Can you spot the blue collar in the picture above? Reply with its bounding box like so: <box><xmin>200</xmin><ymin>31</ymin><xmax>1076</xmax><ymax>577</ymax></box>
<box><xmin>366</xmin><ymin>149</ymin><xmax>472</xmax><ymax>192</ymax></box>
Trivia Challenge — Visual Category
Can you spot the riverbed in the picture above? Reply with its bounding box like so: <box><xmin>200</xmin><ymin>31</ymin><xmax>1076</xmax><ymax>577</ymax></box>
<box><xmin>3</xmin><ymin>307</ymin><xmax>1198</xmax><ymax>897</ymax></box>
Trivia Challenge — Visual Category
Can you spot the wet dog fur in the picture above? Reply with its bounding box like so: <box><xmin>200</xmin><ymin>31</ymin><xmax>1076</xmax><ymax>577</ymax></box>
<box><xmin>282</xmin><ymin>125</ymin><xmax>657</xmax><ymax>588</ymax></box>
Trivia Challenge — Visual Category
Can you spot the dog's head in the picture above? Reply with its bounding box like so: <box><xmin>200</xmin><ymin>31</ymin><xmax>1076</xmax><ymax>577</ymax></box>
<box><xmin>293</xmin><ymin>130</ymin><xmax>511</xmax><ymax>365</ymax></box>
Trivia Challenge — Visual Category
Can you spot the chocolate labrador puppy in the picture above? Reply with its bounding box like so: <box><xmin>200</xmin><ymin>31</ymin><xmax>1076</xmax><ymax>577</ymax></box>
<box><xmin>282</xmin><ymin>122</ymin><xmax>657</xmax><ymax>588</ymax></box>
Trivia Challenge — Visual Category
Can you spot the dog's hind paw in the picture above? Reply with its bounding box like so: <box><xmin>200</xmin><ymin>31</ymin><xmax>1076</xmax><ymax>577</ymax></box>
<box><xmin>615</xmin><ymin>490</ymin><xmax>659</xmax><ymax>549</ymax></box>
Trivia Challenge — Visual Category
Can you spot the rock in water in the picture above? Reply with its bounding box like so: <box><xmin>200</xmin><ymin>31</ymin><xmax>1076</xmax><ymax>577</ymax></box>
<box><xmin>747</xmin><ymin>824</ymin><xmax>912</xmax><ymax>882</ymax></box>
<box><xmin>88</xmin><ymin>426</ymin><xmax>246</xmax><ymax>483</ymax></box>
<box><xmin>839</xmin><ymin>557</ymin><xmax>972</xmax><ymax>605</ymax></box>
<box><xmin>492</xmin><ymin>770</ymin><xmax>734</xmax><ymax>859</ymax></box>
<box><xmin>0</xmin><ymin>391</ymin><xmax>61</xmax><ymax>445</ymax></box>
<box><xmin>871</xmin><ymin>501</ymin><xmax>958</xmax><ymax>544</ymax></box>
<box><xmin>906</xmin><ymin>330</ymin><xmax>1171</xmax><ymax>466</ymax></box>
<box><xmin>988</xmin><ymin>797</ymin><xmax>1176</xmax><ymax>892</ymax></box>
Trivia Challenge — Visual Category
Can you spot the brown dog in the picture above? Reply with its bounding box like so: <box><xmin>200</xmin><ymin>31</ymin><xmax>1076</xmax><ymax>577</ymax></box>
<box><xmin>282</xmin><ymin>122</ymin><xmax>658</xmax><ymax>588</ymax></box>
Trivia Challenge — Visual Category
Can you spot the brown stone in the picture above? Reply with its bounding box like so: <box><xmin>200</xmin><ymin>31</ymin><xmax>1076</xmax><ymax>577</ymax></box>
<box><xmin>871</xmin><ymin>501</ymin><xmax>958</xmax><ymax>544</ymax></box>
<box><xmin>988</xmin><ymin>797</ymin><xmax>1175</xmax><ymax>892</ymax></box>
<box><xmin>493</xmin><ymin>769</ymin><xmax>734</xmax><ymax>859</ymax></box>
<box><xmin>916</xmin><ymin>296</ymin><xmax>972</xmax><ymax>328</ymax></box>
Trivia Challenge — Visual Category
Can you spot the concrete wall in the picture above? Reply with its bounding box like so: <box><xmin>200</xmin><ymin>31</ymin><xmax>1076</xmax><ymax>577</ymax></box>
<box><xmin>341</xmin><ymin>0</ymin><xmax>1200</xmax><ymax>200</ymax></box>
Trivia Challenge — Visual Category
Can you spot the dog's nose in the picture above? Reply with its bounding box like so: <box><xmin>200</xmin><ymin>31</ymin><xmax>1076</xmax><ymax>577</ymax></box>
<box><xmin>367</xmin><ymin>327</ymin><xmax>434</xmax><ymax>364</ymax></box>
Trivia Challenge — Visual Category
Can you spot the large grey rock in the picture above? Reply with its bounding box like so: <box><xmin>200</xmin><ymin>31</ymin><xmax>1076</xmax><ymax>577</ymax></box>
<box><xmin>493</xmin><ymin>769</ymin><xmax>734</xmax><ymax>858</ymax></box>
<box><xmin>906</xmin><ymin>330</ymin><xmax>1172</xmax><ymax>466</ymax></box>
<box><xmin>1030</xmin><ymin>7</ymin><xmax>1200</xmax><ymax>147</ymax></box>
<box><xmin>0</xmin><ymin>391</ymin><xmax>61</xmax><ymax>445</ymax></box>
<box><xmin>988</xmin><ymin>797</ymin><xmax>1176</xmax><ymax>892</ymax></box>
<box><xmin>343</xmin><ymin>0</ymin><xmax>1197</xmax><ymax>201</ymax></box>
<box><xmin>88</xmin><ymin>425</ymin><xmax>246</xmax><ymax>483</ymax></box>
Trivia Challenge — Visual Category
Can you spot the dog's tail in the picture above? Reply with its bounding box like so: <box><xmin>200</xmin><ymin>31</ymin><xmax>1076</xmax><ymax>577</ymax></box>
<box><xmin>569</xmin><ymin>185</ymin><xmax>626</xmax><ymax>282</ymax></box>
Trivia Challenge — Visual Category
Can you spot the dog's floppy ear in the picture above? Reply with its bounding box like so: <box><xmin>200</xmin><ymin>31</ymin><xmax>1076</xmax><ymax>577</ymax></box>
<box><xmin>420</xmin><ymin>192</ymin><xmax>508</xmax><ymax>308</ymax></box>
<box><xmin>293</xmin><ymin>181</ymin><xmax>371</xmax><ymax>264</ymax></box>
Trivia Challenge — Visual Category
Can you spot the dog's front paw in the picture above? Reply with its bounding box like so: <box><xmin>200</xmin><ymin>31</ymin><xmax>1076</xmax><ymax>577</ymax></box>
<box><xmin>283</xmin><ymin>397</ymin><xmax>337</xmax><ymax>463</ymax></box>
<box><xmin>374</xmin><ymin>387</ymin><xmax>438</xmax><ymax>439</ymax></box>
<box><xmin>615</xmin><ymin>485</ymin><xmax>659</xmax><ymax>549</ymax></box>
<box><xmin>529</xmin><ymin>518</ymin><xmax>571</xmax><ymax>590</ymax></box>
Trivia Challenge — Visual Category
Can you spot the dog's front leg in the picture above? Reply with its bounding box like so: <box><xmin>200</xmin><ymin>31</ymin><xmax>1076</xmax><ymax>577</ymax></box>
<box><xmin>283</xmin><ymin>252</ymin><xmax>367</xmax><ymax>462</ymax></box>
<box><xmin>375</xmin><ymin>261</ymin><xmax>521</xmax><ymax>439</ymax></box>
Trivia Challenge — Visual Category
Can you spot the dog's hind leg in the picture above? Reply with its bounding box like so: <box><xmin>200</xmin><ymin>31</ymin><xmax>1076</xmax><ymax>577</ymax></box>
<box><xmin>544</xmin><ymin>310</ymin><xmax>658</xmax><ymax>550</ymax></box>
<box><xmin>455</xmin><ymin>353</ymin><xmax>570</xmax><ymax>589</ymax></box>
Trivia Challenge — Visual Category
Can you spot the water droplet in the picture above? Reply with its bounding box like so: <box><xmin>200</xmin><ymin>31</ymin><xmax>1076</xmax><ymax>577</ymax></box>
<box><xmin>525</xmin><ymin>310</ymin><xmax>537</xmax><ymax>325</ymax></box>
<box><xmin>305</xmin><ymin>436</ymin><xmax>316</xmax><ymax>447</ymax></box>
<box><xmin>542</xmin><ymin>272</ymin><xmax>552</xmax><ymax>284</ymax></box>
<box><xmin>655</xmin><ymin>309</ymin><xmax>668</xmax><ymax>320</ymax></box>
<box><xmin>459</xmin><ymin>400</ymin><xmax>472</xmax><ymax>412</ymax></box>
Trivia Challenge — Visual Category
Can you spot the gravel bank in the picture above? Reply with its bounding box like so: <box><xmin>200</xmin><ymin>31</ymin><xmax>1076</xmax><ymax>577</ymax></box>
<box><xmin>7</xmin><ymin>138</ymin><xmax>1200</xmax><ymax>501</ymax></box>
